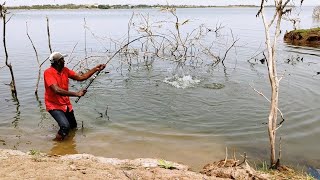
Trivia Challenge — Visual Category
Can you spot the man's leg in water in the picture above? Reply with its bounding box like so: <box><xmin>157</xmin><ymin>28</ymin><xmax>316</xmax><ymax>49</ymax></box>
<box><xmin>49</xmin><ymin>110</ymin><xmax>71</xmax><ymax>140</ymax></box>
<box><xmin>65</xmin><ymin>109</ymin><xmax>77</xmax><ymax>129</ymax></box>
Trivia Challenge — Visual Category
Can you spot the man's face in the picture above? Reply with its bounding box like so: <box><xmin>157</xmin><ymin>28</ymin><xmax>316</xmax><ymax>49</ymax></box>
<box><xmin>57</xmin><ymin>57</ymin><xmax>65</xmax><ymax>69</ymax></box>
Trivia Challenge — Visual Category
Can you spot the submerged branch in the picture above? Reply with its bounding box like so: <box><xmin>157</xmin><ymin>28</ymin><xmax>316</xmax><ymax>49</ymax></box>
<box><xmin>46</xmin><ymin>16</ymin><xmax>52</xmax><ymax>53</ymax></box>
<box><xmin>2</xmin><ymin>8</ymin><xmax>18</xmax><ymax>99</ymax></box>
<box><xmin>221</xmin><ymin>29</ymin><xmax>239</xmax><ymax>63</ymax></box>
<box><xmin>26</xmin><ymin>22</ymin><xmax>41</xmax><ymax>94</ymax></box>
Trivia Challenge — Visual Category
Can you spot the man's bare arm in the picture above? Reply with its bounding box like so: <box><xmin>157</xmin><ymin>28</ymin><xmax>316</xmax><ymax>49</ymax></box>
<box><xmin>50</xmin><ymin>84</ymin><xmax>86</xmax><ymax>97</ymax></box>
<box><xmin>71</xmin><ymin>64</ymin><xmax>106</xmax><ymax>81</ymax></box>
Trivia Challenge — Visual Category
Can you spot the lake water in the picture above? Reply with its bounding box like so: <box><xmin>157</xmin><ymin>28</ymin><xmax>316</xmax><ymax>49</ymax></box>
<box><xmin>0</xmin><ymin>7</ymin><xmax>319</xmax><ymax>170</ymax></box>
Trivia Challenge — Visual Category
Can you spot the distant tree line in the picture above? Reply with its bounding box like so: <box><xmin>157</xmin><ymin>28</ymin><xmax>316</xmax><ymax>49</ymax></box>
<box><xmin>9</xmin><ymin>4</ymin><xmax>96</xmax><ymax>9</ymax></box>
<box><xmin>8</xmin><ymin>4</ymin><xmax>258</xmax><ymax>10</ymax></box>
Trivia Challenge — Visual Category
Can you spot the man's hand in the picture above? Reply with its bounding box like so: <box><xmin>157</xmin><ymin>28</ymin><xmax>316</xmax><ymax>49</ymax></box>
<box><xmin>95</xmin><ymin>64</ymin><xmax>106</xmax><ymax>72</ymax></box>
<box><xmin>77</xmin><ymin>89</ymin><xmax>87</xmax><ymax>97</ymax></box>
<box><xmin>70</xmin><ymin>64</ymin><xmax>107</xmax><ymax>82</ymax></box>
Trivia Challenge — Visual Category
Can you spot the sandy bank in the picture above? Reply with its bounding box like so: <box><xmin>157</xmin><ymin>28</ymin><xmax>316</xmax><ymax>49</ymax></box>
<box><xmin>0</xmin><ymin>149</ymin><xmax>222</xmax><ymax>179</ymax></box>
<box><xmin>1</xmin><ymin>149</ymin><xmax>314</xmax><ymax>179</ymax></box>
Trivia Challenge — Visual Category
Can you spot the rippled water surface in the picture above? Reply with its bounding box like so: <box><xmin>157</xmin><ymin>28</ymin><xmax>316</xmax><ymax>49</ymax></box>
<box><xmin>0</xmin><ymin>7</ymin><xmax>319</xmax><ymax>170</ymax></box>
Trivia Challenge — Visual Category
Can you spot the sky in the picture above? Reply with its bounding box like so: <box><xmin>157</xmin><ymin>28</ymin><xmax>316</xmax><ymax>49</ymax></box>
<box><xmin>2</xmin><ymin>0</ymin><xmax>319</xmax><ymax>6</ymax></box>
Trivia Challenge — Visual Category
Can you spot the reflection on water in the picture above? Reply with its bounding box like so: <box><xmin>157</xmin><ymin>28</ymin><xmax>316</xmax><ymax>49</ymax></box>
<box><xmin>11</xmin><ymin>98</ymin><xmax>20</xmax><ymax>128</ymax></box>
<box><xmin>49</xmin><ymin>130</ymin><xmax>78</xmax><ymax>155</ymax></box>
<box><xmin>35</xmin><ymin>94</ymin><xmax>49</xmax><ymax>128</ymax></box>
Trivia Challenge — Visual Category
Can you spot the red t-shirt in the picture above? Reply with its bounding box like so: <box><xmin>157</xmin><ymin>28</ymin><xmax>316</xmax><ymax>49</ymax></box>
<box><xmin>44</xmin><ymin>66</ymin><xmax>76</xmax><ymax>112</ymax></box>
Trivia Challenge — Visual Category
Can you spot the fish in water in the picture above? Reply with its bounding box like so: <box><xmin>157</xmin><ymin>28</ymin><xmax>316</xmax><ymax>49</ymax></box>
<box><xmin>203</xmin><ymin>83</ymin><xmax>225</xmax><ymax>89</ymax></box>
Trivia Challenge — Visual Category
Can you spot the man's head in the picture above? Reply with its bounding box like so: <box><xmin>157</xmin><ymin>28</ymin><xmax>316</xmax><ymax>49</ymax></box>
<box><xmin>49</xmin><ymin>52</ymin><xmax>68</xmax><ymax>71</ymax></box>
<box><xmin>49</xmin><ymin>52</ymin><xmax>68</xmax><ymax>64</ymax></box>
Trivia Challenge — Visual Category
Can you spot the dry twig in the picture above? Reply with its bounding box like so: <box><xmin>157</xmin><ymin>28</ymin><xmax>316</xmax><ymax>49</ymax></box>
<box><xmin>46</xmin><ymin>16</ymin><xmax>52</xmax><ymax>53</ymax></box>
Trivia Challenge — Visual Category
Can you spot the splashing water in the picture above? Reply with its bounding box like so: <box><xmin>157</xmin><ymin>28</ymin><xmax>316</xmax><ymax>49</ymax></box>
<box><xmin>163</xmin><ymin>75</ymin><xmax>201</xmax><ymax>89</ymax></box>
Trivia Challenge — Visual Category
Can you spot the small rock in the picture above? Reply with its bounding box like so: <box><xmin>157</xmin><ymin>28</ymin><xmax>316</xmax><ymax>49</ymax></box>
<box><xmin>70</xmin><ymin>165</ymin><xmax>77</xmax><ymax>171</ymax></box>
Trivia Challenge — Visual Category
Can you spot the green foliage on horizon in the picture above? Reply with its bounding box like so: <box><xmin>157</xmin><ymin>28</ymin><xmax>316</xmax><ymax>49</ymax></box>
<box><xmin>7</xmin><ymin>4</ymin><xmax>259</xmax><ymax>10</ymax></box>
<box><xmin>8</xmin><ymin>4</ymin><xmax>96</xmax><ymax>10</ymax></box>
<box><xmin>97</xmin><ymin>5</ymin><xmax>110</xmax><ymax>9</ymax></box>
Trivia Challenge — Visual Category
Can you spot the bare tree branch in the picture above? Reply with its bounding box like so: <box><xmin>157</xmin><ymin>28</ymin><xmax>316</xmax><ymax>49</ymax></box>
<box><xmin>26</xmin><ymin>22</ymin><xmax>41</xmax><ymax>94</ymax></box>
<box><xmin>249</xmin><ymin>84</ymin><xmax>285</xmax><ymax>131</ymax></box>
<box><xmin>221</xmin><ymin>29</ymin><xmax>239</xmax><ymax>63</ymax></box>
<box><xmin>256</xmin><ymin>0</ymin><xmax>265</xmax><ymax>17</ymax></box>
<box><xmin>66</xmin><ymin>42</ymin><xmax>79</xmax><ymax>64</ymax></box>
<box><xmin>46</xmin><ymin>16</ymin><xmax>52</xmax><ymax>53</ymax></box>
<box><xmin>2</xmin><ymin>6</ymin><xmax>18</xmax><ymax>99</ymax></box>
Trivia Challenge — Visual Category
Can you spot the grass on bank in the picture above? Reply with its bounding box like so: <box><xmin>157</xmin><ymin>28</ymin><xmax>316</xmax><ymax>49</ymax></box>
<box><xmin>264</xmin><ymin>169</ymin><xmax>315</xmax><ymax>180</ymax></box>
<box><xmin>255</xmin><ymin>161</ymin><xmax>316</xmax><ymax>180</ymax></box>
<box><xmin>294</xmin><ymin>27</ymin><xmax>320</xmax><ymax>33</ymax></box>
<box><xmin>289</xmin><ymin>27</ymin><xmax>320</xmax><ymax>38</ymax></box>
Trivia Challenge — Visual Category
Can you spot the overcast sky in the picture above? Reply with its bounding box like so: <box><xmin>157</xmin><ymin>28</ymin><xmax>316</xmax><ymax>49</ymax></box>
<box><xmin>2</xmin><ymin>0</ymin><xmax>319</xmax><ymax>6</ymax></box>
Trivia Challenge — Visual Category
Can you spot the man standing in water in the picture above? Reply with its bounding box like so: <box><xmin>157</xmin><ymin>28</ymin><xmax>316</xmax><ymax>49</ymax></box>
<box><xmin>44</xmin><ymin>52</ymin><xmax>106</xmax><ymax>140</ymax></box>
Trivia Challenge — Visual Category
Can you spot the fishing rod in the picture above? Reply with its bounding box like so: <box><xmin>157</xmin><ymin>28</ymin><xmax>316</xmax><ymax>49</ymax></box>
<box><xmin>74</xmin><ymin>70</ymin><xmax>109</xmax><ymax>103</ymax></box>
<box><xmin>75</xmin><ymin>34</ymin><xmax>170</xmax><ymax>103</ymax></box>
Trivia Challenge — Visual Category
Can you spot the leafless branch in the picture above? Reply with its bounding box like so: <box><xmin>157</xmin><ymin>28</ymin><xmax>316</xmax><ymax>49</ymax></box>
<box><xmin>2</xmin><ymin>7</ymin><xmax>18</xmax><ymax>99</ymax></box>
<box><xmin>84</xmin><ymin>18</ymin><xmax>87</xmax><ymax>58</ymax></box>
<box><xmin>46</xmin><ymin>16</ymin><xmax>52</xmax><ymax>53</ymax></box>
<box><xmin>238</xmin><ymin>152</ymin><xmax>247</xmax><ymax>166</ymax></box>
<box><xmin>127</xmin><ymin>12</ymin><xmax>135</xmax><ymax>51</ymax></box>
<box><xmin>66</xmin><ymin>42</ymin><xmax>79</xmax><ymax>64</ymax></box>
<box><xmin>268</xmin><ymin>11</ymin><xmax>279</xmax><ymax>29</ymax></box>
<box><xmin>5</xmin><ymin>14</ymin><xmax>14</xmax><ymax>24</ymax></box>
<box><xmin>84</xmin><ymin>25</ymin><xmax>109</xmax><ymax>51</ymax></box>
<box><xmin>256</xmin><ymin>0</ymin><xmax>265</xmax><ymax>17</ymax></box>
<box><xmin>72</xmin><ymin>55</ymin><xmax>106</xmax><ymax>71</ymax></box>
<box><xmin>26</xmin><ymin>22</ymin><xmax>41</xmax><ymax>94</ymax></box>
<box><xmin>40</xmin><ymin>57</ymin><xmax>49</xmax><ymax>67</ymax></box>
<box><xmin>223</xmin><ymin>147</ymin><xmax>228</xmax><ymax>167</ymax></box>
<box><xmin>278</xmin><ymin>70</ymin><xmax>286</xmax><ymax>82</ymax></box>
<box><xmin>249</xmin><ymin>83</ymin><xmax>285</xmax><ymax>126</ymax></box>
<box><xmin>312</xmin><ymin>6</ymin><xmax>320</xmax><ymax>19</ymax></box>
<box><xmin>221</xmin><ymin>29</ymin><xmax>239</xmax><ymax>63</ymax></box>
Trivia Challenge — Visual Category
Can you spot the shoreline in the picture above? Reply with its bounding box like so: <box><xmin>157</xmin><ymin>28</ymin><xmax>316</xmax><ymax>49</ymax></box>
<box><xmin>0</xmin><ymin>148</ymin><xmax>315</xmax><ymax>179</ymax></box>
<box><xmin>0</xmin><ymin>149</ymin><xmax>312</xmax><ymax>180</ymax></box>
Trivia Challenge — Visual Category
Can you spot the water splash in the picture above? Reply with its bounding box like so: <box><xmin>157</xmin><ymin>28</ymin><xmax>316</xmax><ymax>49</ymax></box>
<box><xmin>163</xmin><ymin>75</ymin><xmax>200</xmax><ymax>89</ymax></box>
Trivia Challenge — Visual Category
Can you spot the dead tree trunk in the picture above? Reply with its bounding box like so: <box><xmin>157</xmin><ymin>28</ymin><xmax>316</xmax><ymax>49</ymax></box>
<box><xmin>2</xmin><ymin>7</ymin><xmax>18</xmax><ymax>99</ymax></box>
<box><xmin>256</xmin><ymin>0</ymin><xmax>300</xmax><ymax>168</ymax></box>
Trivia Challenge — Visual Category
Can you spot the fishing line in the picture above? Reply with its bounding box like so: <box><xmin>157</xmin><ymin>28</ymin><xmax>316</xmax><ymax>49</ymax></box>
<box><xmin>75</xmin><ymin>34</ymin><xmax>169</xmax><ymax>103</ymax></box>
